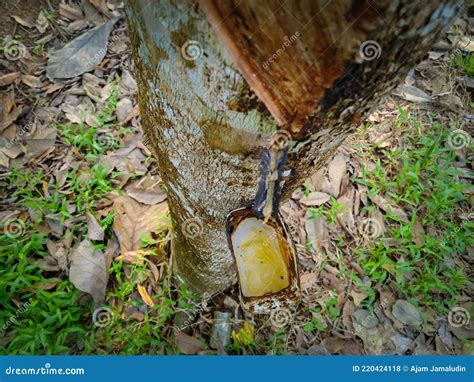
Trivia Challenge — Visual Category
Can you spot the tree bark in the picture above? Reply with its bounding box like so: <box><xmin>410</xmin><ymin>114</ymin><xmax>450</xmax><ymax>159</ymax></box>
<box><xmin>124</xmin><ymin>0</ymin><xmax>461</xmax><ymax>294</ymax></box>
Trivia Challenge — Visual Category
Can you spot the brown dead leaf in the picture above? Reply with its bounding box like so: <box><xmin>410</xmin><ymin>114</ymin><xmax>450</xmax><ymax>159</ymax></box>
<box><xmin>449</xmin><ymin>35</ymin><xmax>474</xmax><ymax>52</ymax></box>
<box><xmin>299</xmin><ymin>191</ymin><xmax>331</xmax><ymax>206</ymax></box>
<box><xmin>321</xmin><ymin>337</ymin><xmax>346</xmax><ymax>354</ymax></box>
<box><xmin>12</xmin><ymin>15</ymin><xmax>35</xmax><ymax>28</ymax></box>
<box><xmin>90</xmin><ymin>0</ymin><xmax>110</xmax><ymax>15</ymax></box>
<box><xmin>116</xmin><ymin>97</ymin><xmax>133</xmax><ymax>123</ymax></box>
<box><xmin>305</xmin><ymin>211</ymin><xmax>328</xmax><ymax>253</ymax></box>
<box><xmin>125</xmin><ymin>175</ymin><xmax>167</xmax><ymax>205</ymax></box>
<box><xmin>86</xmin><ymin>210</ymin><xmax>105</xmax><ymax>241</ymax></box>
<box><xmin>82</xmin><ymin>0</ymin><xmax>106</xmax><ymax>26</ymax></box>
<box><xmin>116</xmin><ymin>249</ymin><xmax>148</xmax><ymax>265</ymax></box>
<box><xmin>36</xmin><ymin>10</ymin><xmax>49</xmax><ymax>34</ymax></box>
<box><xmin>395</xmin><ymin>85</ymin><xmax>432</xmax><ymax>103</ymax></box>
<box><xmin>328</xmin><ymin>153</ymin><xmax>347</xmax><ymax>197</ymax></box>
<box><xmin>411</xmin><ymin>219</ymin><xmax>425</xmax><ymax>245</ymax></box>
<box><xmin>320</xmin><ymin>269</ymin><xmax>344</xmax><ymax>293</ymax></box>
<box><xmin>300</xmin><ymin>273</ymin><xmax>317</xmax><ymax>290</ymax></box>
<box><xmin>369</xmin><ymin>194</ymin><xmax>408</xmax><ymax>222</ymax></box>
<box><xmin>176</xmin><ymin>332</ymin><xmax>203</xmax><ymax>355</ymax></box>
<box><xmin>0</xmin><ymin>72</ymin><xmax>20</xmax><ymax>87</ymax></box>
<box><xmin>120</xmin><ymin>69</ymin><xmax>138</xmax><ymax>95</ymax></box>
<box><xmin>350</xmin><ymin>290</ymin><xmax>369</xmax><ymax>306</ymax></box>
<box><xmin>59</xmin><ymin>3</ymin><xmax>84</xmax><ymax>20</ymax></box>
<box><xmin>69</xmin><ymin>240</ymin><xmax>108</xmax><ymax>303</ymax></box>
<box><xmin>112</xmin><ymin>195</ymin><xmax>169</xmax><ymax>255</ymax></box>
<box><xmin>147</xmin><ymin>260</ymin><xmax>160</xmax><ymax>284</ymax></box>
<box><xmin>1</xmin><ymin>92</ymin><xmax>20</xmax><ymax>131</ymax></box>
<box><xmin>342</xmin><ymin>299</ymin><xmax>356</xmax><ymax>332</ymax></box>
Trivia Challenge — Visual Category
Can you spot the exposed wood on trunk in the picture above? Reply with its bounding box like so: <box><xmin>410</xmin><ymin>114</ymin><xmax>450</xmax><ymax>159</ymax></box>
<box><xmin>124</xmin><ymin>0</ymin><xmax>461</xmax><ymax>294</ymax></box>
<box><xmin>199</xmin><ymin>0</ymin><xmax>381</xmax><ymax>135</ymax></box>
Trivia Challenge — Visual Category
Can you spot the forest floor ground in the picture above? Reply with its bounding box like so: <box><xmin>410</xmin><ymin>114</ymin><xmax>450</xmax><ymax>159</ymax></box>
<box><xmin>0</xmin><ymin>1</ymin><xmax>473</xmax><ymax>355</ymax></box>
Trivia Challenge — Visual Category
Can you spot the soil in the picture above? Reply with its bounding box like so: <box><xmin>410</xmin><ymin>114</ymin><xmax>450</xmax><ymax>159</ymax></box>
<box><xmin>0</xmin><ymin>0</ymin><xmax>59</xmax><ymax>44</ymax></box>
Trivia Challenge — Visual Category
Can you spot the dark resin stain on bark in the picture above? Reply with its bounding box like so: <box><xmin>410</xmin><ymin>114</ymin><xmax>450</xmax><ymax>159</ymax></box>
<box><xmin>125</xmin><ymin>0</ymin><xmax>461</xmax><ymax>294</ymax></box>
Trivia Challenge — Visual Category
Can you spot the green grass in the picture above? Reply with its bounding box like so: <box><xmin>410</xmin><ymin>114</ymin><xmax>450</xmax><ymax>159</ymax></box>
<box><xmin>307</xmin><ymin>110</ymin><xmax>471</xmax><ymax>314</ymax></box>
<box><xmin>353</xmin><ymin>112</ymin><xmax>472</xmax><ymax>311</ymax></box>
<box><xmin>1</xmin><ymin>95</ymin><xmax>471</xmax><ymax>354</ymax></box>
<box><xmin>0</xmin><ymin>230</ymin><xmax>88</xmax><ymax>354</ymax></box>
<box><xmin>58</xmin><ymin>81</ymin><xmax>124</xmax><ymax>160</ymax></box>
<box><xmin>451</xmin><ymin>50</ymin><xmax>474</xmax><ymax>77</ymax></box>
<box><xmin>0</xmin><ymin>80</ymin><xmax>192</xmax><ymax>355</ymax></box>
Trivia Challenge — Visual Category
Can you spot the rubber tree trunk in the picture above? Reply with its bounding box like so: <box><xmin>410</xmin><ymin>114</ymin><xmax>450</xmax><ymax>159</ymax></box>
<box><xmin>124</xmin><ymin>0</ymin><xmax>461</xmax><ymax>294</ymax></box>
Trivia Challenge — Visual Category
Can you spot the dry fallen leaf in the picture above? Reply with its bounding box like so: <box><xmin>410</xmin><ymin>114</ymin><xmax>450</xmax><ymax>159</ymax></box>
<box><xmin>59</xmin><ymin>3</ymin><xmax>84</xmax><ymax>20</ymax></box>
<box><xmin>116</xmin><ymin>97</ymin><xmax>133</xmax><ymax>123</ymax></box>
<box><xmin>299</xmin><ymin>272</ymin><xmax>317</xmax><ymax>290</ymax></box>
<box><xmin>12</xmin><ymin>15</ymin><xmax>35</xmax><ymax>28</ymax></box>
<box><xmin>395</xmin><ymin>85</ymin><xmax>432</xmax><ymax>103</ymax></box>
<box><xmin>47</xmin><ymin>18</ymin><xmax>118</xmax><ymax>79</ymax></box>
<box><xmin>328</xmin><ymin>153</ymin><xmax>347</xmax><ymax>197</ymax></box>
<box><xmin>137</xmin><ymin>284</ymin><xmax>154</xmax><ymax>307</ymax></box>
<box><xmin>299</xmin><ymin>191</ymin><xmax>331</xmax><ymax>206</ymax></box>
<box><xmin>176</xmin><ymin>332</ymin><xmax>203</xmax><ymax>355</ymax></box>
<box><xmin>411</xmin><ymin>219</ymin><xmax>425</xmax><ymax>245</ymax></box>
<box><xmin>350</xmin><ymin>290</ymin><xmax>369</xmax><ymax>306</ymax></box>
<box><xmin>69</xmin><ymin>240</ymin><xmax>108</xmax><ymax>303</ymax></box>
<box><xmin>369</xmin><ymin>194</ymin><xmax>409</xmax><ymax>222</ymax></box>
<box><xmin>305</xmin><ymin>211</ymin><xmax>328</xmax><ymax>253</ymax></box>
<box><xmin>36</xmin><ymin>10</ymin><xmax>49</xmax><ymax>34</ymax></box>
<box><xmin>112</xmin><ymin>195</ymin><xmax>169</xmax><ymax>255</ymax></box>
<box><xmin>125</xmin><ymin>175</ymin><xmax>167</xmax><ymax>205</ymax></box>
<box><xmin>86</xmin><ymin>210</ymin><xmax>105</xmax><ymax>241</ymax></box>
<box><xmin>392</xmin><ymin>299</ymin><xmax>422</xmax><ymax>326</ymax></box>
<box><xmin>0</xmin><ymin>72</ymin><xmax>20</xmax><ymax>87</ymax></box>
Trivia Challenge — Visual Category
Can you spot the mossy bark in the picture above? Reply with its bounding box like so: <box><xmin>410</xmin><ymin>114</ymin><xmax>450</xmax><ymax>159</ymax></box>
<box><xmin>124</xmin><ymin>0</ymin><xmax>461</xmax><ymax>294</ymax></box>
